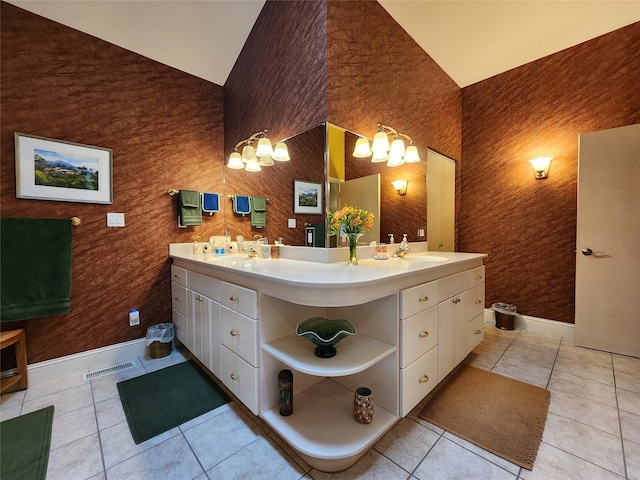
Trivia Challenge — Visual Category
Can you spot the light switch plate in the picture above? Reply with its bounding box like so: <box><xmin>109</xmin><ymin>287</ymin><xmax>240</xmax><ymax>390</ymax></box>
<box><xmin>288</xmin><ymin>219</ymin><xmax>296</xmax><ymax>228</ymax></box>
<box><xmin>107</xmin><ymin>213</ymin><xmax>125</xmax><ymax>227</ymax></box>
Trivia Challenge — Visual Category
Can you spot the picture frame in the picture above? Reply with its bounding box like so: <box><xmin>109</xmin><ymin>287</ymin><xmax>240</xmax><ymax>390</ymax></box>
<box><xmin>293</xmin><ymin>179</ymin><xmax>322</xmax><ymax>214</ymax></box>
<box><xmin>14</xmin><ymin>132</ymin><xmax>113</xmax><ymax>204</ymax></box>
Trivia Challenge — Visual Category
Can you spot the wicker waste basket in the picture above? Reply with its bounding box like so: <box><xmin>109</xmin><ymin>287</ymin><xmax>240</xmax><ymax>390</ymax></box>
<box><xmin>146</xmin><ymin>323</ymin><xmax>174</xmax><ymax>359</ymax></box>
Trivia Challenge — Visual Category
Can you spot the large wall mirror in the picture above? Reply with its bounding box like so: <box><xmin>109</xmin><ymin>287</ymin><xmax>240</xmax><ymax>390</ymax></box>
<box><xmin>223</xmin><ymin>122</ymin><xmax>454</xmax><ymax>249</ymax></box>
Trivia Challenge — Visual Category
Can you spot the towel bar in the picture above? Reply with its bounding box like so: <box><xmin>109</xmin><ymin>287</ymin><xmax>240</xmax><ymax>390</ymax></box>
<box><xmin>71</xmin><ymin>216</ymin><xmax>81</xmax><ymax>226</ymax></box>
<box><xmin>167</xmin><ymin>188</ymin><xmax>179</xmax><ymax>196</ymax></box>
<box><xmin>227</xmin><ymin>195</ymin><xmax>269</xmax><ymax>201</ymax></box>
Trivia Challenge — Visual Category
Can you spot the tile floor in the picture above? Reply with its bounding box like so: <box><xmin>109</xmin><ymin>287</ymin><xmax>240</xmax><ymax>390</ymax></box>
<box><xmin>1</xmin><ymin>323</ymin><xmax>639</xmax><ymax>480</ymax></box>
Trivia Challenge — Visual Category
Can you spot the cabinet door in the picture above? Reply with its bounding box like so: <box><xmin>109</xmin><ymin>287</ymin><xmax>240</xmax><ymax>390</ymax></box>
<box><xmin>189</xmin><ymin>290</ymin><xmax>205</xmax><ymax>360</ymax></box>
<box><xmin>221</xmin><ymin>345</ymin><xmax>259</xmax><ymax>415</ymax></box>
<box><xmin>467</xmin><ymin>313</ymin><xmax>485</xmax><ymax>352</ymax></box>
<box><xmin>401</xmin><ymin>306</ymin><xmax>438</xmax><ymax>368</ymax></box>
<box><xmin>401</xmin><ymin>346</ymin><xmax>438</xmax><ymax>416</ymax></box>
<box><xmin>220</xmin><ymin>305</ymin><xmax>259</xmax><ymax>367</ymax></box>
<box><xmin>203</xmin><ymin>300</ymin><xmax>221</xmax><ymax>378</ymax></box>
<box><xmin>437</xmin><ymin>291</ymin><xmax>467</xmax><ymax>382</ymax></box>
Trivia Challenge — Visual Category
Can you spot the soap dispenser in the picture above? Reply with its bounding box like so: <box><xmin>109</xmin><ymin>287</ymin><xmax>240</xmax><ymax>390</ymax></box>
<box><xmin>388</xmin><ymin>234</ymin><xmax>395</xmax><ymax>244</ymax></box>
<box><xmin>401</xmin><ymin>234</ymin><xmax>409</xmax><ymax>250</ymax></box>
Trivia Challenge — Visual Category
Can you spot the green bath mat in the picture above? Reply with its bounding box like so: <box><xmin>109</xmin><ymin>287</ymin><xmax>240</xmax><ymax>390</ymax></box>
<box><xmin>0</xmin><ymin>405</ymin><xmax>55</xmax><ymax>480</ymax></box>
<box><xmin>117</xmin><ymin>360</ymin><xmax>231</xmax><ymax>444</ymax></box>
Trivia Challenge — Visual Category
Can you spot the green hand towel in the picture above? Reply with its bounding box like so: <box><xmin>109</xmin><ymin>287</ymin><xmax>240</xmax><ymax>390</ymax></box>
<box><xmin>179</xmin><ymin>190</ymin><xmax>202</xmax><ymax>226</ymax></box>
<box><xmin>251</xmin><ymin>196</ymin><xmax>266</xmax><ymax>228</ymax></box>
<box><xmin>1</xmin><ymin>218</ymin><xmax>72</xmax><ymax>322</ymax></box>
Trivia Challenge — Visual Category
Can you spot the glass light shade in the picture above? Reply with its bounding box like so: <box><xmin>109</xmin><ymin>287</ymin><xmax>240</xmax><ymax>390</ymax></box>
<box><xmin>386</xmin><ymin>153</ymin><xmax>405</xmax><ymax>167</ymax></box>
<box><xmin>272</xmin><ymin>142</ymin><xmax>290</xmax><ymax>161</ymax></box>
<box><xmin>529</xmin><ymin>156</ymin><xmax>552</xmax><ymax>179</ymax></box>
<box><xmin>403</xmin><ymin>145</ymin><xmax>421</xmax><ymax>163</ymax></box>
<box><xmin>371</xmin><ymin>148</ymin><xmax>389</xmax><ymax>163</ymax></box>
<box><xmin>258</xmin><ymin>156</ymin><xmax>275</xmax><ymax>166</ymax></box>
<box><xmin>390</xmin><ymin>138</ymin><xmax>406</xmax><ymax>157</ymax></box>
<box><xmin>372</xmin><ymin>131</ymin><xmax>390</xmax><ymax>153</ymax></box>
<box><xmin>255</xmin><ymin>137</ymin><xmax>274</xmax><ymax>157</ymax></box>
<box><xmin>241</xmin><ymin>144</ymin><xmax>257</xmax><ymax>162</ymax></box>
<box><xmin>352</xmin><ymin>137</ymin><xmax>372</xmax><ymax>158</ymax></box>
<box><xmin>245</xmin><ymin>159</ymin><xmax>261</xmax><ymax>172</ymax></box>
<box><xmin>227</xmin><ymin>151</ymin><xmax>244</xmax><ymax>169</ymax></box>
<box><xmin>391</xmin><ymin>179</ymin><xmax>408</xmax><ymax>195</ymax></box>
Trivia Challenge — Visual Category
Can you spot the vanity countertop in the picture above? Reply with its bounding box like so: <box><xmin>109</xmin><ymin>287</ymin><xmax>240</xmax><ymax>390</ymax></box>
<box><xmin>170</xmin><ymin>243</ymin><xmax>487</xmax><ymax>307</ymax></box>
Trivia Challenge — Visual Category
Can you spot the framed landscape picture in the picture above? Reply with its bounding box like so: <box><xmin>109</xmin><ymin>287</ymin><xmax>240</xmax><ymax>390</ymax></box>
<box><xmin>14</xmin><ymin>132</ymin><xmax>113</xmax><ymax>204</ymax></box>
<box><xmin>293</xmin><ymin>179</ymin><xmax>322</xmax><ymax>214</ymax></box>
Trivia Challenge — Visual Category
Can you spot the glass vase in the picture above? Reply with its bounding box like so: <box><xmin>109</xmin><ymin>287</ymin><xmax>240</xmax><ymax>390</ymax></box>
<box><xmin>346</xmin><ymin>233</ymin><xmax>363</xmax><ymax>265</ymax></box>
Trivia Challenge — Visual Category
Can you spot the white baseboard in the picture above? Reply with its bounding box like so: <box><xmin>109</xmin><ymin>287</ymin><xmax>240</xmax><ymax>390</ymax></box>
<box><xmin>26</xmin><ymin>338</ymin><xmax>147</xmax><ymax>385</ymax></box>
<box><xmin>484</xmin><ymin>309</ymin><xmax>575</xmax><ymax>339</ymax></box>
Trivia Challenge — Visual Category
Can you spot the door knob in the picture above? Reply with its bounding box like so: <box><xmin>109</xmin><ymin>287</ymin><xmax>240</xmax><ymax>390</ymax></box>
<box><xmin>582</xmin><ymin>248</ymin><xmax>593</xmax><ymax>256</ymax></box>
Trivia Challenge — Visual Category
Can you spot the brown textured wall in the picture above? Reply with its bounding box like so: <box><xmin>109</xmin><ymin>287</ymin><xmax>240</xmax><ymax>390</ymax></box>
<box><xmin>460</xmin><ymin>22</ymin><xmax>640</xmax><ymax>323</ymax></box>
<box><xmin>327</xmin><ymin>0</ymin><xmax>461</xmax><ymax>245</ymax></box>
<box><xmin>223</xmin><ymin>0</ymin><xmax>328</xmax><ymax>243</ymax></box>
<box><xmin>1</xmin><ymin>2</ymin><xmax>225</xmax><ymax>364</ymax></box>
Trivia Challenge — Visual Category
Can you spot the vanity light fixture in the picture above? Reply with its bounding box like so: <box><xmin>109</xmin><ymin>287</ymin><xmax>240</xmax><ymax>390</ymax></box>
<box><xmin>352</xmin><ymin>122</ymin><xmax>421</xmax><ymax>167</ymax></box>
<box><xmin>227</xmin><ymin>129</ymin><xmax>289</xmax><ymax>172</ymax></box>
<box><xmin>391</xmin><ymin>179</ymin><xmax>408</xmax><ymax>195</ymax></box>
<box><xmin>529</xmin><ymin>156</ymin><xmax>552</xmax><ymax>179</ymax></box>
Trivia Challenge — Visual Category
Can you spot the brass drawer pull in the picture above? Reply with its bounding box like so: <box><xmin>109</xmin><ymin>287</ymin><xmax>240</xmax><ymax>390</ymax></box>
<box><xmin>418</xmin><ymin>296</ymin><xmax>430</xmax><ymax>302</ymax></box>
<box><xmin>230</xmin><ymin>329</ymin><xmax>240</xmax><ymax>337</ymax></box>
<box><xmin>174</xmin><ymin>297</ymin><xmax>180</xmax><ymax>302</ymax></box>
<box><xmin>475</xmin><ymin>275</ymin><xmax>483</xmax><ymax>279</ymax></box>
<box><xmin>419</xmin><ymin>375</ymin><xmax>429</xmax><ymax>384</ymax></box>
<box><xmin>230</xmin><ymin>373</ymin><xmax>240</xmax><ymax>381</ymax></box>
<box><xmin>475</xmin><ymin>299</ymin><xmax>482</xmax><ymax>304</ymax></box>
<box><xmin>475</xmin><ymin>329</ymin><xmax>482</xmax><ymax>335</ymax></box>
<box><xmin>418</xmin><ymin>331</ymin><xmax>429</xmax><ymax>338</ymax></box>
<box><xmin>229</xmin><ymin>295</ymin><xmax>239</xmax><ymax>302</ymax></box>
<box><xmin>173</xmin><ymin>274</ymin><xmax>182</xmax><ymax>279</ymax></box>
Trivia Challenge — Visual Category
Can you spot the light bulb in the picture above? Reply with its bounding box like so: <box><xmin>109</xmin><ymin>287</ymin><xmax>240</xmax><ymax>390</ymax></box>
<box><xmin>227</xmin><ymin>151</ymin><xmax>244</xmax><ymax>169</ymax></box>
<box><xmin>255</xmin><ymin>137</ymin><xmax>273</xmax><ymax>157</ymax></box>
<box><xmin>352</xmin><ymin>137</ymin><xmax>372</xmax><ymax>158</ymax></box>
<box><xmin>372</xmin><ymin>131</ymin><xmax>390</xmax><ymax>153</ymax></box>
<box><xmin>245</xmin><ymin>159</ymin><xmax>261</xmax><ymax>172</ymax></box>
<box><xmin>386</xmin><ymin>153</ymin><xmax>404</xmax><ymax>167</ymax></box>
<box><xmin>241</xmin><ymin>144</ymin><xmax>257</xmax><ymax>162</ymax></box>
<box><xmin>403</xmin><ymin>145</ymin><xmax>420</xmax><ymax>163</ymax></box>
<box><xmin>258</xmin><ymin>156</ymin><xmax>275</xmax><ymax>166</ymax></box>
<box><xmin>272</xmin><ymin>142</ymin><xmax>290</xmax><ymax>161</ymax></box>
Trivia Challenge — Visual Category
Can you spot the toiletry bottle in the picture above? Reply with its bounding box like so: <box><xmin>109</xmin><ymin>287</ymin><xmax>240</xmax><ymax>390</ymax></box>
<box><xmin>401</xmin><ymin>234</ymin><xmax>409</xmax><ymax>250</ymax></box>
<box><xmin>388</xmin><ymin>234</ymin><xmax>395</xmax><ymax>244</ymax></box>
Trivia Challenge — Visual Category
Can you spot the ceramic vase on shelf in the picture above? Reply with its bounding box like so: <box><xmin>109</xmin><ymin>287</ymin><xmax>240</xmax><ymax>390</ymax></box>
<box><xmin>354</xmin><ymin>387</ymin><xmax>374</xmax><ymax>424</ymax></box>
<box><xmin>346</xmin><ymin>233</ymin><xmax>363</xmax><ymax>265</ymax></box>
<box><xmin>278</xmin><ymin>369</ymin><xmax>293</xmax><ymax>416</ymax></box>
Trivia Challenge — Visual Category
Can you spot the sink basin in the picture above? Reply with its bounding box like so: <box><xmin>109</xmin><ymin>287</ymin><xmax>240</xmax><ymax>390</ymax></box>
<box><xmin>397</xmin><ymin>255</ymin><xmax>447</xmax><ymax>262</ymax></box>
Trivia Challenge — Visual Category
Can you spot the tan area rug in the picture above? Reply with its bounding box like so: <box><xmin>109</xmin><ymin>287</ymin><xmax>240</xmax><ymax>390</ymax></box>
<box><xmin>418</xmin><ymin>364</ymin><xmax>550</xmax><ymax>470</ymax></box>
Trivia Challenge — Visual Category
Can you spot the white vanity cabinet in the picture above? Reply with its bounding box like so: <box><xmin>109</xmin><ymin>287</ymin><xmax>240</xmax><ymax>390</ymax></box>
<box><xmin>169</xmin><ymin>246</ymin><xmax>486</xmax><ymax>473</ymax></box>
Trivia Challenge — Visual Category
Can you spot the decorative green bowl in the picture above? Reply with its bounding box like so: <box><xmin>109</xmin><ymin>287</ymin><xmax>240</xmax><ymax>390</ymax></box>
<box><xmin>296</xmin><ymin>317</ymin><xmax>357</xmax><ymax>358</ymax></box>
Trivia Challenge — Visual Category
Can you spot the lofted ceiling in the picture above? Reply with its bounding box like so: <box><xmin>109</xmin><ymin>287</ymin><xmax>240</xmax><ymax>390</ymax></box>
<box><xmin>7</xmin><ymin>0</ymin><xmax>640</xmax><ymax>88</ymax></box>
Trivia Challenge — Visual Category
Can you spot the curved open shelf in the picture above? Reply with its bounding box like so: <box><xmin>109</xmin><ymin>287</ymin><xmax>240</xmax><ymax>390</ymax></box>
<box><xmin>262</xmin><ymin>334</ymin><xmax>396</xmax><ymax>376</ymax></box>
<box><xmin>262</xmin><ymin>379</ymin><xmax>397</xmax><ymax>472</ymax></box>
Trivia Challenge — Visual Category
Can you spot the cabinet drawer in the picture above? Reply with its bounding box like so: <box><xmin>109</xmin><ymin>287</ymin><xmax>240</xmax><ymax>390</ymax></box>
<box><xmin>467</xmin><ymin>283</ymin><xmax>485</xmax><ymax>319</ymax></box>
<box><xmin>467</xmin><ymin>313</ymin><xmax>485</xmax><ymax>353</ymax></box>
<box><xmin>467</xmin><ymin>266</ymin><xmax>485</xmax><ymax>288</ymax></box>
<box><xmin>221</xmin><ymin>306</ymin><xmax>259</xmax><ymax>367</ymax></box>
<box><xmin>400</xmin><ymin>346</ymin><xmax>438</xmax><ymax>416</ymax></box>
<box><xmin>400</xmin><ymin>306</ymin><xmax>438</xmax><ymax>368</ymax></box>
<box><xmin>400</xmin><ymin>281</ymin><xmax>438</xmax><ymax>318</ymax></box>
<box><xmin>188</xmin><ymin>271</ymin><xmax>220</xmax><ymax>302</ymax></box>
<box><xmin>171</xmin><ymin>282</ymin><xmax>187</xmax><ymax>317</ymax></box>
<box><xmin>221</xmin><ymin>281</ymin><xmax>258</xmax><ymax>319</ymax></box>
<box><xmin>438</xmin><ymin>272</ymin><xmax>467</xmax><ymax>301</ymax></box>
<box><xmin>172</xmin><ymin>309</ymin><xmax>188</xmax><ymax>347</ymax></box>
<box><xmin>170</xmin><ymin>265</ymin><xmax>187</xmax><ymax>287</ymax></box>
<box><xmin>221</xmin><ymin>346</ymin><xmax>259</xmax><ymax>415</ymax></box>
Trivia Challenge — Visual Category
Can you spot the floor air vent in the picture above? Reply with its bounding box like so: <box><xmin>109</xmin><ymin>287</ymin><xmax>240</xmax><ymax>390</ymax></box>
<box><xmin>82</xmin><ymin>360</ymin><xmax>137</xmax><ymax>381</ymax></box>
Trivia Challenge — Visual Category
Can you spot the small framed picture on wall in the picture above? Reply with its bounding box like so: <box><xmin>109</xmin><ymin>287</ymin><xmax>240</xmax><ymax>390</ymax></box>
<box><xmin>293</xmin><ymin>179</ymin><xmax>322</xmax><ymax>214</ymax></box>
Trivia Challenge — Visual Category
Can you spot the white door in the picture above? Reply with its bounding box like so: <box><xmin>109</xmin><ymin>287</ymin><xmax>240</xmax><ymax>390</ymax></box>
<box><xmin>575</xmin><ymin>124</ymin><xmax>640</xmax><ymax>357</ymax></box>
<box><xmin>427</xmin><ymin>150</ymin><xmax>455</xmax><ymax>251</ymax></box>
<box><xmin>340</xmin><ymin>173</ymin><xmax>380</xmax><ymax>244</ymax></box>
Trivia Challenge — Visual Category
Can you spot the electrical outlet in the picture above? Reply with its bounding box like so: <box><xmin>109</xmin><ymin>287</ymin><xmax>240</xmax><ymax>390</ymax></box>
<box><xmin>288</xmin><ymin>219</ymin><xmax>296</xmax><ymax>228</ymax></box>
<box><xmin>107</xmin><ymin>213</ymin><xmax>125</xmax><ymax>227</ymax></box>
<box><xmin>129</xmin><ymin>309</ymin><xmax>140</xmax><ymax>326</ymax></box>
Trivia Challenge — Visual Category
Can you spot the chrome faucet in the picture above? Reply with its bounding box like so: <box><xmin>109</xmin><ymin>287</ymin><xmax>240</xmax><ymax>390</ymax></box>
<box><xmin>393</xmin><ymin>246</ymin><xmax>410</xmax><ymax>258</ymax></box>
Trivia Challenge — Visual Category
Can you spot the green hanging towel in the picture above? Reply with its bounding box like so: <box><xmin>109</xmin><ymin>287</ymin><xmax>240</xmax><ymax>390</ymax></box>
<box><xmin>1</xmin><ymin>218</ymin><xmax>72</xmax><ymax>322</ymax></box>
<box><xmin>251</xmin><ymin>196</ymin><xmax>267</xmax><ymax>228</ymax></box>
<box><xmin>178</xmin><ymin>189</ymin><xmax>202</xmax><ymax>226</ymax></box>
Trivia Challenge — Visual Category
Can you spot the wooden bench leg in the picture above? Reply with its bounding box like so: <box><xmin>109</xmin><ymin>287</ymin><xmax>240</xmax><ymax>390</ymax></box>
<box><xmin>15</xmin><ymin>330</ymin><xmax>28</xmax><ymax>390</ymax></box>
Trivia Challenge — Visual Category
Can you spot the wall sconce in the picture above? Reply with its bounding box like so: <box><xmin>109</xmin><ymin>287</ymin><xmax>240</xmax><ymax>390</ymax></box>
<box><xmin>529</xmin><ymin>156</ymin><xmax>552</xmax><ymax>179</ymax></box>
<box><xmin>391</xmin><ymin>179</ymin><xmax>408</xmax><ymax>195</ymax></box>
<box><xmin>227</xmin><ymin>129</ymin><xmax>290</xmax><ymax>172</ymax></box>
<box><xmin>352</xmin><ymin>122</ymin><xmax>421</xmax><ymax>167</ymax></box>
